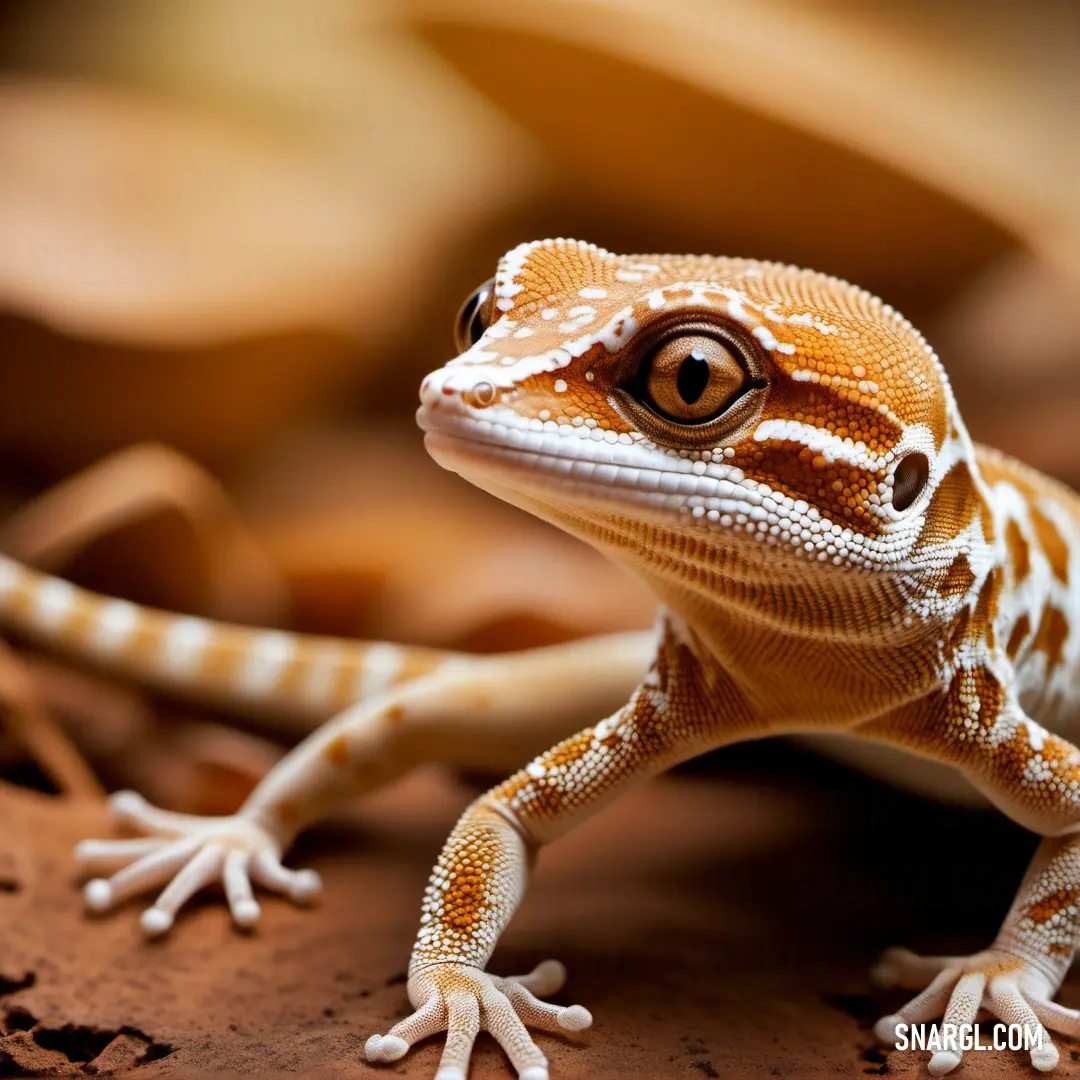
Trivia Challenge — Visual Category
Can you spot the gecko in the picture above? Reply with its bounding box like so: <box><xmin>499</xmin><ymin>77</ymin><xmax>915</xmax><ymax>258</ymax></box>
<box><xmin>2</xmin><ymin>239</ymin><xmax>1080</xmax><ymax>1078</ymax></box>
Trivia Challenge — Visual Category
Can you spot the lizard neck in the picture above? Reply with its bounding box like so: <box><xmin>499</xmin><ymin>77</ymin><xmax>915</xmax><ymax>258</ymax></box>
<box><xmin>494</xmin><ymin>487</ymin><xmax>966</xmax><ymax>728</ymax></box>
<box><xmin>634</xmin><ymin>549</ymin><xmax>956</xmax><ymax>730</ymax></box>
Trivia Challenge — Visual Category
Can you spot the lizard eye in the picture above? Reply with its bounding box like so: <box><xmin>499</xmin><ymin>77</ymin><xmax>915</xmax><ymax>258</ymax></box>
<box><xmin>454</xmin><ymin>278</ymin><xmax>495</xmax><ymax>352</ymax></box>
<box><xmin>613</xmin><ymin>321</ymin><xmax>767</xmax><ymax>447</ymax></box>
<box><xmin>891</xmin><ymin>452</ymin><xmax>930</xmax><ymax>512</ymax></box>
<box><xmin>643</xmin><ymin>334</ymin><xmax>748</xmax><ymax>423</ymax></box>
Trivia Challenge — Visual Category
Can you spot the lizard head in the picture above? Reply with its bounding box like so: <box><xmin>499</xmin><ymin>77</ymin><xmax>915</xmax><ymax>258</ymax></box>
<box><xmin>419</xmin><ymin>239</ymin><xmax>979</xmax><ymax>593</ymax></box>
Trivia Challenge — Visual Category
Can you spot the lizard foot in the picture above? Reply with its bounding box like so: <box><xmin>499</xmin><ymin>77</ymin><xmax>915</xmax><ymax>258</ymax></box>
<box><xmin>365</xmin><ymin>959</ymin><xmax>591</xmax><ymax>1080</ymax></box>
<box><xmin>75</xmin><ymin>789</ymin><xmax>320</xmax><ymax>935</ymax></box>
<box><xmin>872</xmin><ymin>945</ymin><xmax>1072</xmax><ymax>1074</ymax></box>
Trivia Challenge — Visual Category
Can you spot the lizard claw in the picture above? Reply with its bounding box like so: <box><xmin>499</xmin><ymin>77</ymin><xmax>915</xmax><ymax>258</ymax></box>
<box><xmin>75</xmin><ymin>789</ymin><xmax>320</xmax><ymax>935</ymax></box>
<box><xmin>366</xmin><ymin>959</ymin><xmax>590</xmax><ymax>1078</ymax></box>
<box><xmin>873</xmin><ymin>945</ymin><xmax>1063</xmax><ymax>1074</ymax></box>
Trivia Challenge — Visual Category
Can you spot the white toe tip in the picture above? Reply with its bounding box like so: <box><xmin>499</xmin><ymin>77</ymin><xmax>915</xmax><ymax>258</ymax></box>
<box><xmin>873</xmin><ymin>1015</ymin><xmax>902</xmax><ymax>1045</ymax></box>
<box><xmin>73</xmin><ymin>840</ymin><xmax>97</xmax><ymax>861</ymax></box>
<box><xmin>869</xmin><ymin>961</ymin><xmax>898</xmax><ymax>987</ymax></box>
<box><xmin>83</xmin><ymin>879</ymin><xmax>113</xmax><ymax>912</ymax></box>
<box><xmin>870</xmin><ymin>946</ymin><xmax>912</xmax><ymax>987</ymax></box>
<box><xmin>559</xmin><ymin>1005</ymin><xmax>592</xmax><ymax>1032</ymax></box>
<box><xmin>140</xmin><ymin>907</ymin><xmax>174</xmax><ymax>937</ymax></box>
<box><xmin>233</xmin><ymin>899</ymin><xmax>261</xmax><ymax>928</ymax></box>
<box><xmin>364</xmin><ymin>1033</ymin><xmax>408</xmax><ymax>1063</ymax></box>
<box><xmin>534</xmin><ymin>958</ymin><xmax>567</xmax><ymax>983</ymax></box>
<box><xmin>519</xmin><ymin>1068</ymin><xmax>549</xmax><ymax>1080</ymax></box>
<box><xmin>928</xmin><ymin>1050</ymin><xmax>961</xmax><ymax>1077</ymax></box>
<box><xmin>289</xmin><ymin>869</ymin><xmax>322</xmax><ymax>904</ymax></box>
<box><xmin>434</xmin><ymin>1068</ymin><xmax>466</xmax><ymax>1080</ymax></box>
<box><xmin>108</xmin><ymin>790</ymin><xmax>144</xmax><ymax>818</ymax></box>
<box><xmin>1032</xmin><ymin>1043</ymin><xmax>1059</xmax><ymax>1071</ymax></box>
<box><xmin>378</xmin><ymin>1034</ymin><xmax>408</xmax><ymax>1062</ymax></box>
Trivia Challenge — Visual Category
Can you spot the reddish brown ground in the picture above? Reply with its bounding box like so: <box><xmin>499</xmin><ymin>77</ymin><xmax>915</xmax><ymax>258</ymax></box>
<box><xmin>2</xmin><ymin>743</ymin><xmax>1078</xmax><ymax>1079</ymax></box>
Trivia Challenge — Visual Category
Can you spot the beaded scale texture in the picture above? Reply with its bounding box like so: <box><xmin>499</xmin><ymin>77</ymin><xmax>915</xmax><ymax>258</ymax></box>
<box><xmin>0</xmin><ymin>239</ymin><xmax>1077</xmax><ymax>1077</ymax></box>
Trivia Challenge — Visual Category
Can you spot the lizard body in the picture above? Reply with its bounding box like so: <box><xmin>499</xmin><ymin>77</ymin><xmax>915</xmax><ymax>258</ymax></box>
<box><xmin>15</xmin><ymin>239</ymin><xmax>1080</xmax><ymax>1076</ymax></box>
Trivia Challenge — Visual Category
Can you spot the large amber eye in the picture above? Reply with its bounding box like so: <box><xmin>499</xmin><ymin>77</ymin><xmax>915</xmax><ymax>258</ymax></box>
<box><xmin>454</xmin><ymin>278</ymin><xmax>495</xmax><ymax>352</ymax></box>
<box><xmin>612</xmin><ymin>321</ymin><xmax>768</xmax><ymax>447</ymax></box>
<box><xmin>644</xmin><ymin>334</ymin><xmax>747</xmax><ymax>423</ymax></box>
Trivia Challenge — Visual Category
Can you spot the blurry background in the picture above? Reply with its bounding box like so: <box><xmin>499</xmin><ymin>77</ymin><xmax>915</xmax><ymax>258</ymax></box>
<box><xmin>0</xmin><ymin>0</ymin><xmax>1078</xmax><ymax>805</ymax></box>
<box><xmin>0</xmin><ymin>7</ymin><xmax>1079</xmax><ymax>1075</ymax></box>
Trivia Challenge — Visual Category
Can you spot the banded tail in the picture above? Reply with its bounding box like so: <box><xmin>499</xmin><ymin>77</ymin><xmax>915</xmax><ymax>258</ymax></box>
<box><xmin>0</xmin><ymin>554</ymin><xmax>450</xmax><ymax>724</ymax></box>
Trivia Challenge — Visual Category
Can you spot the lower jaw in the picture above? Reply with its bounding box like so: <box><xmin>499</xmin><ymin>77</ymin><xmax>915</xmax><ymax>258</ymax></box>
<box><xmin>421</xmin><ymin>430</ymin><xmax>475</xmax><ymax>475</ymax></box>
<box><xmin>422</xmin><ymin>434</ymin><xmax>871</xmax><ymax>615</ymax></box>
<box><xmin>424</xmin><ymin>429</ymin><xmax>587</xmax><ymax>507</ymax></box>
<box><xmin>422</xmin><ymin>430</ymin><xmax>724</xmax><ymax>559</ymax></box>
<box><xmin>424</xmin><ymin>431</ymin><xmax>673</xmax><ymax>549</ymax></box>
<box><xmin>423</xmin><ymin>429</ymin><xmax>623</xmax><ymax>508</ymax></box>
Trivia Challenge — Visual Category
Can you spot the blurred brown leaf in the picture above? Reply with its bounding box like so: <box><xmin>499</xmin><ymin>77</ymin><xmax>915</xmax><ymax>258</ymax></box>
<box><xmin>0</xmin><ymin>5</ymin><xmax>540</xmax><ymax>472</ymax></box>
<box><xmin>405</xmin><ymin>0</ymin><xmax>1080</xmax><ymax>290</ymax></box>
<box><xmin>0</xmin><ymin>442</ymin><xmax>287</xmax><ymax>624</ymax></box>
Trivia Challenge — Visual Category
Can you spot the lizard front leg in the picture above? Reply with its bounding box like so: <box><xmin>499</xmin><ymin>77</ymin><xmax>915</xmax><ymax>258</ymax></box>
<box><xmin>366</xmin><ymin>624</ymin><xmax>760</xmax><ymax>1080</ymax></box>
<box><xmin>862</xmin><ymin>688</ymin><xmax>1080</xmax><ymax>1074</ymax></box>
<box><xmin>75</xmin><ymin>631</ymin><xmax>653</xmax><ymax>934</ymax></box>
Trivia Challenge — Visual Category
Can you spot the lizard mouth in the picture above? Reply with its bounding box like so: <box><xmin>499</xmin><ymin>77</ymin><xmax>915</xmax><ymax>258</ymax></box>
<box><xmin>419</xmin><ymin>399</ymin><xmax>642</xmax><ymax>491</ymax></box>
<box><xmin>423</xmin><ymin>428</ymin><xmax>611</xmax><ymax>489</ymax></box>
<box><xmin>418</xmin><ymin>406</ymin><xmax>770</xmax><ymax>529</ymax></box>
<box><xmin>418</xmin><ymin>403</ymin><xmax>893</xmax><ymax>576</ymax></box>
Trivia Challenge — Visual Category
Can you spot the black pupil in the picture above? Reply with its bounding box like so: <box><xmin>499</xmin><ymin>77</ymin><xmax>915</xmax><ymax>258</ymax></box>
<box><xmin>457</xmin><ymin>284</ymin><xmax>491</xmax><ymax>349</ymax></box>
<box><xmin>892</xmin><ymin>452</ymin><xmax>930</xmax><ymax>512</ymax></box>
<box><xmin>467</xmin><ymin>303</ymin><xmax>485</xmax><ymax>345</ymax></box>
<box><xmin>675</xmin><ymin>350</ymin><xmax>711</xmax><ymax>405</ymax></box>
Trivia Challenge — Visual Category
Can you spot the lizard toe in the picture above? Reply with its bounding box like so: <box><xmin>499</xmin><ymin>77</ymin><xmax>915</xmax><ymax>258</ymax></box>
<box><xmin>367</xmin><ymin>961</ymin><xmax>584</xmax><ymax>1078</ymax></box>
<box><xmin>875</xmin><ymin>948</ymin><xmax>1061</xmax><ymax>1074</ymax></box>
<box><xmin>75</xmin><ymin>799</ymin><xmax>316</xmax><ymax>933</ymax></box>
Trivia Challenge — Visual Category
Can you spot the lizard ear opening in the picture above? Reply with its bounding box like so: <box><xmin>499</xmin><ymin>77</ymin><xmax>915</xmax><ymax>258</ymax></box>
<box><xmin>454</xmin><ymin>278</ymin><xmax>495</xmax><ymax>352</ymax></box>
<box><xmin>891</xmin><ymin>452</ymin><xmax>930</xmax><ymax>513</ymax></box>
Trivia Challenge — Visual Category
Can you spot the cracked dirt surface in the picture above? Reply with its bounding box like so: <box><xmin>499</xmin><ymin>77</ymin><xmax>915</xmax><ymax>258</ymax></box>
<box><xmin>3</xmin><ymin>742</ymin><xmax>1079</xmax><ymax>1078</ymax></box>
